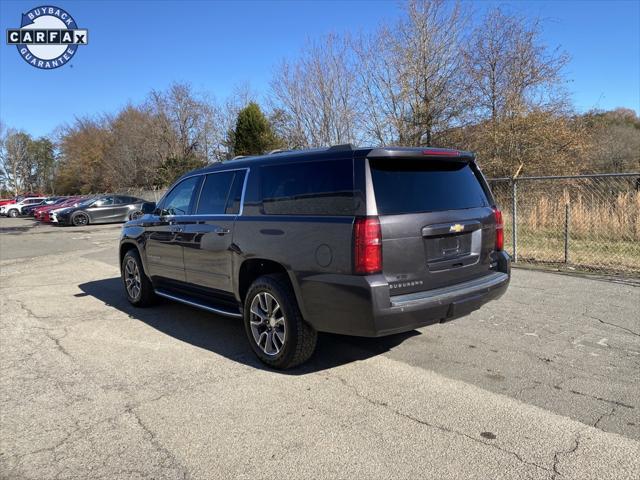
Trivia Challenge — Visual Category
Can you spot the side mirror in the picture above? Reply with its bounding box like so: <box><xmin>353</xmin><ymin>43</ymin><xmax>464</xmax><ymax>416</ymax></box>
<box><xmin>141</xmin><ymin>202</ymin><xmax>157</xmax><ymax>214</ymax></box>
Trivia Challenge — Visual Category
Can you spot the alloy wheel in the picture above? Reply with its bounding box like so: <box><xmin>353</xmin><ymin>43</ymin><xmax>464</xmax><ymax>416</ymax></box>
<box><xmin>124</xmin><ymin>258</ymin><xmax>142</xmax><ymax>300</ymax></box>
<box><xmin>249</xmin><ymin>292</ymin><xmax>286</xmax><ymax>356</ymax></box>
<box><xmin>73</xmin><ymin>214</ymin><xmax>88</xmax><ymax>226</ymax></box>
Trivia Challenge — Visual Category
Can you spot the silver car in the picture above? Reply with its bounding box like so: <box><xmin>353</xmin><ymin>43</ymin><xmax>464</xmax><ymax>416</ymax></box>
<box><xmin>55</xmin><ymin>195</ymin><xmax>147</xmax><ymax>226</ymax></box>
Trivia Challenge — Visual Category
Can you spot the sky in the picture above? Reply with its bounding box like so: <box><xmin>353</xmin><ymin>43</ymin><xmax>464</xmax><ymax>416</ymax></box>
<box><xmin>1</xmin><ymin>0</ymin><xmax>639</xmax><ymax>138</ymax></box>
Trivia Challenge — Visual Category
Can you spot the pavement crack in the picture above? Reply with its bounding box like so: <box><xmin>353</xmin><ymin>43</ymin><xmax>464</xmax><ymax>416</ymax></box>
<box><xmin>593</xmin><ymin>405</ymin><xmax>617</xmax><ymax>429</ymax></box>
<box><xmin>551</xmin><ymin>433</ymin><xmax>581</xmax><ymax>479</ymax></box>
<box><xmin>582</xmin><ymin>308</ymin><xmax>639</xmax><ymax>337</ymax></box>
<box><xmin>329</xmin><ymin>373</ymin><xmax>551</xmax><ymax>474</ymax></box>
<box><xmin>14</xmin><ymin>299</ymin><xmax>50</xmax><ymax>320</ymax></box>
<box><xmin>567</xmin><ymin>389</ymin><xmax>634</xmax><ymax>409</ymax></box>
<box><xmin>125</xmin><ymin>405</ymin><xmax>190</xmax><ymax>479</ymax></box>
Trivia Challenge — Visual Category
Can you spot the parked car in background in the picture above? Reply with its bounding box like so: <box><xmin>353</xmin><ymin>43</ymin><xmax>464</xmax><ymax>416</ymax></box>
<box><xmin>21</xmin><ymin>197</ymin><xmax>64</xmax><ymax>216</ymax></box>
<box><xmin>119</xmin><ymin>145</ymin><xmax>510</xmax><ymax>368</ymax></box>
<box><xmin>46</xmin><ymin>196</ymin><xmax>91</xmax><ymax>223</ymax></box>
<box><xmin>56</xmin><ymin>195</ymin><xmax>146</xmax><ymax>226</ymax></box>
<box><xmin>0</xmin><ymin>193</ymin><xmax>41</xmax><ymax>208</ymax></box>
<box><xmin>0</xmin><ymin>197</ymin><xmax>47</xmax><ymax>217</ymax></box>
<box><xmin>35</xmin><ymin>196</ymin><xmax>83</xmax><ymax>222</ymax></box>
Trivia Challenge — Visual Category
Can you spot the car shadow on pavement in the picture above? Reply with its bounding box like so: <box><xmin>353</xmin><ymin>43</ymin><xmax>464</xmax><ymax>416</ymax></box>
<box><xmin>79</xmin><ymin>277</ymin><xmax>420</xmax><ymax>375</ymax></box>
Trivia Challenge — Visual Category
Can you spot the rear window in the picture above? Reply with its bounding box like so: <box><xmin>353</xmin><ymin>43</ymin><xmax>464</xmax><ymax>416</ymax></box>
<box><xmin>261</xmin><ymin>160</ymin><xmax>355</xmax><ymax>215</ymax></box>
<box><xmin>370</xmin><ymin>159</ymin><xmax>489</xmax><ymax>215</ymax></box>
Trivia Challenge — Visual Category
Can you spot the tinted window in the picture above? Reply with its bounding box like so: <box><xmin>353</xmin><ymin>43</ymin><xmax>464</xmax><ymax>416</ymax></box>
<box><xmin>261</xmin><ymin>160</ymin><xmax>355</xmax><ymax>215</ymax></box>
<box><xmin>161</xmin><ymin>176</ymin><xmax>200</xmax><ymax>215</ymax></box>
<box><xmin>225</xmin><ymin>171</ymin><xmax>247</xmax><ymax>214</ymax></box>
<box><xmin>370</xmin><ymin>160</ymin><xmax>489</xmax><ymax>215</ymax></box>
<box><xmin>195</xmin><ymin>172</ymin><xmax>235</xmax><ymax>215</ymax></box>
<box><xmin>93</xmin><ymin>196</ymin><xmax>114</xmax><ymax>207</ymax></box>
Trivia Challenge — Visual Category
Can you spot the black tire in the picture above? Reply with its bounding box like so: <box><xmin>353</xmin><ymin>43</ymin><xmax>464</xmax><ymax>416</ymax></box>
<box><xmin>71</xmin><ymin>211</ymin><xmax>90</xmax><ymax>226</ymax></box>
<box><xmin>243</xmin><ymin>274</ymin><xmax>317</xmax><ymax>369</ymax></box>
<box><xmin>7</xmin><ymin>209</ymin><xmax>18</xmax><ymax>218</ymax></box>
<box><xmin>121</xmin><ymin>249</ymin><xmax>156</xmax><ymax>307</ymax></box>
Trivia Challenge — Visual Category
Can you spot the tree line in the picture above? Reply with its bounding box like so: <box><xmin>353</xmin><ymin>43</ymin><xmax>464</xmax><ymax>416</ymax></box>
<box><xmin>1</xmin><ymin>0</ymin><xmax>639</xmax><ymax>196</ymax></box>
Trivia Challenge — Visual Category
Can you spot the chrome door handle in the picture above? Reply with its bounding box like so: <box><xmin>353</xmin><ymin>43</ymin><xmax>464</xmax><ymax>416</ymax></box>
<box><xmin>213</xmin><ymin>227</ymin><xmax>230</xmax><ymax>235</ymax></box>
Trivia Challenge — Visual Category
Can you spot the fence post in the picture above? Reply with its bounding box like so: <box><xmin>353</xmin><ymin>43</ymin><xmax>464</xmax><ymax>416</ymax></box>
<box><xmin>564</xmin><ymin>203</ymin><xmax>570</xmax><ymax>264</ymax></box>
<box><xmin>511</xmin><ymin>179</ymin><xmax>518</xmax><ymax>262</ymax></box>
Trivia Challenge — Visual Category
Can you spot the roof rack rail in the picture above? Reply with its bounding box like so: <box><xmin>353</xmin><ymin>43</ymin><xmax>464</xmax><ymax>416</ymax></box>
<box><xmin>231</xmin><ymin>155</ymin><xmax>246</xmax><ymax>160</ymax></box>
<box><xmin>327</xmin><ymin>143</ymin><xmax>354</xmax><ymax>151</ymax></box>
<box><xmin>267</xmin><ymin>149</ymin><xmax>288</xmax><ymax>155</ymax></box>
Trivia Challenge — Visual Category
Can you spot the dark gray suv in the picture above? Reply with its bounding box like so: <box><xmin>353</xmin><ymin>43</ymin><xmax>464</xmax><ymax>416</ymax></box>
<box><xmin>119</xmin><ymin>145</ymin><xmax>510</xmax><ymax>368</ymax></box>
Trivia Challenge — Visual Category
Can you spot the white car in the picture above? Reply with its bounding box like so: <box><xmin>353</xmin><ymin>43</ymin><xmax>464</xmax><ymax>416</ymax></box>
<box><xmin>0</xmin><ymin>197</ymin><xmax>46</xmax><ymax>218</ymax></box>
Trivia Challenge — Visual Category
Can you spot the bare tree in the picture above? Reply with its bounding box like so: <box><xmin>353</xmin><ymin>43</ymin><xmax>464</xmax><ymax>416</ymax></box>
<box><xmin>271</xmin><ymin>33</ymin><xmax>359</xmax><ymax>147</ymax></box>
<box><xmin>103</xmin><ymin>105</ymin><xmax>169</xmax><ymax>189</ymax></box>
<box><xmin>1</xmin><ymin>129</ymin><xmax>32</xmax><ymax>195</ymax></box>
<box><xmin>147</xmin><ymin>82</ymin><xmax>223</xmax><ymax>163</ymax></box>
<box><xmin>353</xmin><ymin>0</ymin><xmax>469</xmax><ymax>146</ymax></box>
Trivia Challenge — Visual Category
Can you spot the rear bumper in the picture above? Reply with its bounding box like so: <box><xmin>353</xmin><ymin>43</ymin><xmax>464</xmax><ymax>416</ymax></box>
<box><xmin>299</xmin><ymin>251</ymin><xmax>510</xmax><ymax>337</ymax></box>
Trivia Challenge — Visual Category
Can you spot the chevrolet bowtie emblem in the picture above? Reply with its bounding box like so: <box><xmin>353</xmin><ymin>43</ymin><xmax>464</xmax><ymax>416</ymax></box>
<box><xmin>449</xmin><ymin>224</ymin><xmax>464</xmax><ymax>233</ymax></box>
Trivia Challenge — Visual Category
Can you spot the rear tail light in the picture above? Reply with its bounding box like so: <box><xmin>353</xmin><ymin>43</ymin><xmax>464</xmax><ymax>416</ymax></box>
<box><xmin>493</xmin><ymin>207</ymin><xmax>504</xmax><ymax>251</ymax></box>
<box><xmin>354</xmin><ymin>216</ymin><xmax>382</xmax><ymax>275</ymax></box>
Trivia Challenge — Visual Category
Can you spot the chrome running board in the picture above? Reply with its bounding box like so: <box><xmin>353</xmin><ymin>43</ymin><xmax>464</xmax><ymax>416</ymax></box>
<box><xmin>154</xmin><ymin>289</ymin><xmax>243</xmax><ymax>318</ymax></box>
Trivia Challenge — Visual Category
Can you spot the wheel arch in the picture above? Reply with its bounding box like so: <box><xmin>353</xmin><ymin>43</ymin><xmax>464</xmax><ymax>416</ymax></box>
<box><xmin>119</xmin><ymin>241</ymin><xmax>147</xmax><ymax>276</ymax></box>
<box><xmin>237</xmin><ymin>258</ymin><xmax>307</xmax><ymax>318</ymax></box>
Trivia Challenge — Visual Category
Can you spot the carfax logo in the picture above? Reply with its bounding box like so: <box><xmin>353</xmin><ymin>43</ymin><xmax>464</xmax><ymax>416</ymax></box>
<box><xmin>6</xmin><ymin>5</ymin><xmax>88</xmax><ymax>69</ymax></box>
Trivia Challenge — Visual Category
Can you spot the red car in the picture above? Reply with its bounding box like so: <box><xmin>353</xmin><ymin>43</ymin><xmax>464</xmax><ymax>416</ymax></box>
<box><xmin>37</xmin><ymin>196</ymin><xmax>83</xmax><ymax>222</ymax></box>
<box><xmin>0</xmin><ymin>193</ymin><xmax>42</xmax><ymax>207</ymax></box>
<box><xmin>33</xmin><ymin>197</ymin><xmax>71</xmax><ymax>220</ymax></box>
<box><xmin>0</xmin><ymin>197</ymin><xmax>20</xmax><ymax>207</ymax></box>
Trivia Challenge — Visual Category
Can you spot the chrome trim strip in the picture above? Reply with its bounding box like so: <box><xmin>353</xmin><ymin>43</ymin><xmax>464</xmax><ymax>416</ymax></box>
<box><xmin>238</xmin><ymin>167</ymin><xmax>250</xmax><ymax>216</ymax></box>
<box><xmin>154</xmin><ymin>289</ymin><xmax>243</xmax><ymax>318</ymax></box>
<box><xmin>390</xmin><ymin>272</ymin><xmax>508</xmax><ymax>307</ymax></box>
<box><xmin>364</xmin><ymin>158</ymin><xmax>378</xmax><ymax>216</ymax></box>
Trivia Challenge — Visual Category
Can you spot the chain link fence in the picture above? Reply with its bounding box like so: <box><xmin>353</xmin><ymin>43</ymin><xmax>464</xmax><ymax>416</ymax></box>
<box><xmin>488</xmin><ymin>173</ymin><xmax>640</xmax><ymax>277</ymax></box>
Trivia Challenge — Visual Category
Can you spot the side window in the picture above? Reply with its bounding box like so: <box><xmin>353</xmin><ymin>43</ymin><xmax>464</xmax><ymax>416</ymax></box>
<box><xmin>113</xmin><ymin>196</ymin><xmax>126</xmax><ymax>204</ymax></box>
<box><xmin>94</xmin><ymin>196</ymin><xmax>114</xmax><ymax>207</ymax></box>
<box><xmin>195</xmin><ymin>171</ymin><xmax>235</xmax><ymax>215</ymax></box>
<box><xmin>225</xmin><ymin>170</ymin><xmax>247</xmax><ymax>214</ymax></box>
<box><xmin>261</xmin><ymin>160</ymin><xmax>355</xmax><ymax>215</ymax></box>
<box><xmin>160</xmin><ymin>176</ymin><xmax>200</xmax><ymax>216</ymax></box>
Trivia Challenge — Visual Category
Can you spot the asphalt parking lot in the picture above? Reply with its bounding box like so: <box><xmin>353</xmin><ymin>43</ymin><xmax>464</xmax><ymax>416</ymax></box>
<box><xmin>1</xmin><ymin>217</ymin><xmax>639</xmax><ymax>479</ymax></box>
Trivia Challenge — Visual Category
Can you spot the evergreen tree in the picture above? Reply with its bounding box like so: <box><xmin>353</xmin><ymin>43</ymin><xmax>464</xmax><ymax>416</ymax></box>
<box><xmin>231</xmin><ymin>102</ymin><xmax>282</xmax><ymax>157</ymax></box>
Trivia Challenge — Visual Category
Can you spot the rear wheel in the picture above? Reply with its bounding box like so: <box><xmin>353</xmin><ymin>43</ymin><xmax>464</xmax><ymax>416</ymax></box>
<box><xmin>244</xmin><ymin>274</ymin><xmax>317</xmax><ymax>369</ymax></box>
<box><xmin>122</xmin><ymin>249</ymin><xmax>156</xmax><ymax>307</ymax></box>
<box><xmin>71</xmin><ymin>212</ymin><xmax>89</xmax><ymax>226</ymax></box>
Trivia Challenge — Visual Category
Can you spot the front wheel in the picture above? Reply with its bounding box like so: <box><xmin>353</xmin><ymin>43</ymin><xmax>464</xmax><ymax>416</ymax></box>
<box><xmin>71</xmin><ymin>212</ymin><xmax>90</xmax><ymax>226</ymax></box>
<box><xmin>121</xmin><ymin>249</ymin><xmax>156</xmax><ymax>307</ymax></box>
<box><xmin>244</xmin><ymin>274</ymin><xmax>317</xmax><ymax>369</ymax></box>
<box><xmin>7</xmin><ymin>209</ymin><xmax>19</xmax><ymax>218</ymax></box>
